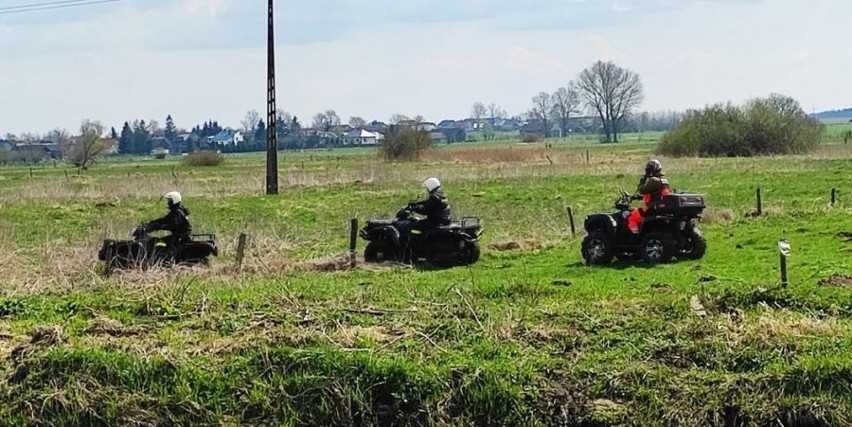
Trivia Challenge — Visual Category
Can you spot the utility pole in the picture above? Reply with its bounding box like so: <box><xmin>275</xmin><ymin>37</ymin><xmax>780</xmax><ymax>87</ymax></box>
<box><xmin>265</xmin><ymin>0</ymin><xmax>278</xmax><ymax>194</ymax></box>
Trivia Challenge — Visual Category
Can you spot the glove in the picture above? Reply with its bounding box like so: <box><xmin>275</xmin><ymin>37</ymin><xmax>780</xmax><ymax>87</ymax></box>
<box><xmin>631</xmin><ymin>194</ymin><xmax>643</xmax><ymax>201</ymax></box>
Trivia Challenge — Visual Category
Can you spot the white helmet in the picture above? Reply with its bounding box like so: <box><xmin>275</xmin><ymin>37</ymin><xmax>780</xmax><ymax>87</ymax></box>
<box><xmin>163</xmin><ymin>191</ymin><xmax>182</xmax><ymax>207</ymax></box>
<box><xmin>423</xmin><ymin>177</ymin><xmax>441</xmax><ymax>192</ymax></box>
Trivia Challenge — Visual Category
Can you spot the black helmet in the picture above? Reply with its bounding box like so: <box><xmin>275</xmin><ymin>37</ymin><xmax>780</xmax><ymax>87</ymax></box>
<box><xmin>645</xmin><ymin>159</ymin><xmax>662</xmax><ymax>176</ymax></box>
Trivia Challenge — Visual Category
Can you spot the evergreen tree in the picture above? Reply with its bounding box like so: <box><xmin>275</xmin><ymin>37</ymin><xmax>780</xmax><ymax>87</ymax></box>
<box><xmin>165</xmin><ymin>115</ymin><xmax>177</xmax><ymax>141</ymax></box>
<box><xmin>109</xmin><ymin>126</ymin><xmax>119</xmax><ymax>140</ymax></box>
<box><xmin>118</xmin><ymin>122</ymin><xmax>134</xmax><ymax>154</ymax></box>
<box><xmin>254</xmin><ymin>119</ymin><xmax>266</xmax><ymax>142</ymax></box>
<box><xmin>133</xmin><ymin>120</ymin><xmax>152</xmax><ymax>155</ymax></box>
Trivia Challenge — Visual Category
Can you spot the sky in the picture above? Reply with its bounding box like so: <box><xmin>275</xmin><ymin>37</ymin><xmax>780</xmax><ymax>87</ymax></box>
<box><xmin>0</xmin><ymin>0</ymin><xmax>849</xmax><ymax>135</ymax></box>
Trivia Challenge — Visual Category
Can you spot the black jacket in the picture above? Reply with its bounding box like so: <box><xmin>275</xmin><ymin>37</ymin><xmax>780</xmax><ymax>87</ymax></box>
<box><xmin>410</xmin><ymin>188</ymin><xmax>451</xmax><ymax>225</ymax></box>
<box><xmin>147</xmin><ymin>205</ymin><xmax>192</xmax><ymax>238</ymax></box>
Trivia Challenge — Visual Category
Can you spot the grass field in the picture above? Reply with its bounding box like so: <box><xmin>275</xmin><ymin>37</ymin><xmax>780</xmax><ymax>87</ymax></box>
<box><xmin>0</xmin><ymin>136</ymin><xmax>850</xmax><ymax>425</ymax></box>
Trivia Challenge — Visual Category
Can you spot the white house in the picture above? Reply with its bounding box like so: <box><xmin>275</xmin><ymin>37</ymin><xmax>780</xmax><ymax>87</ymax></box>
<box><xmin>209</xmin><ymin>129</ymin><xmax>244</xmax><ymax>146</ymax></box>
<box><xmin>343</xmin><ymin>129</ymin><xmax>383</xmax><ymax>146</ymax></box>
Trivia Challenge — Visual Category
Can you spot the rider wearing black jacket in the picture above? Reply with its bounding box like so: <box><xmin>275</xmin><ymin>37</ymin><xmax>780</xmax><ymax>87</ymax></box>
<box><xmin>146</xmin><ymin>191</ymin><xmax>192</xmax><ymax>247</ymax></box>
<box><xmin>409</xmin><ymin>177</ymin><xmax>452</xmax><ymax>228</ymax></box>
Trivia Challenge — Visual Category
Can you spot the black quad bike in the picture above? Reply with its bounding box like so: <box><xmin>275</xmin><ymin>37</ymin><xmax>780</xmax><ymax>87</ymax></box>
<box><xmin>360</xmin><ymin>204</ymin><xmax>483</xmax><ymax>268</ymax></box>
<box><xmin>581</xmin><ymin>191</ymin><xmax>707</xmax><ymax>265</ymax></box>
<box><xmin>98</xmin><ymin>224</ymin><xmax>218</xmax><ymax>269</ymax></box>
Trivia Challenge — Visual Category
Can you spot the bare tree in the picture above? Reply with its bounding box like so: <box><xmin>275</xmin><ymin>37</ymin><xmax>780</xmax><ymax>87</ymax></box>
<box><xmin>389</xmin><ymin>113</ymin><xmax>409</xmax><ymax>125</ymax></box>
<box><xmin>488</xmin><ymin>103</ymin><xmax>507</xmax><ymax>121</ymax></box>
<box><xmin>312</xmin><ymin>113</ymin><xmax>328</xmax><ymax>130</ymax></box>
<box><xmin>550</xmin><ymin>83</ymin><xmax>581</xmax><ymax>137</ymax></box>
<box><xmin>45</xmin><ymin>128</ymin><xmax>70</xmax><ymax>144</ymax></box>
<box><xmin>148</xmin><ymin>119</ymin><xmax>163</xmax><ymax>138</ymax></box>
<box><xmin>325</xmin><ymin>110</ymin><xmax>341</xmax><ymax>129</ymax></box>
<box><xmin>68</xmin><ymin>120</ymin><xmax>109</xmax><ymax>169</ymax></box>
<box><xmin>471</xmin><ymin>102</ymin><xmax>487</xmax><ymax>128</ymax></box>
<box><xmin>349</xmin><ymin>116</ymin><xmax>367</xmax><ymax>129</ymax></box>
<box><xmin>576</xmin><ymin>60</ymin><xmax>644</xmax><ymax>143</ymax></box>
<box><xmin>241</xmin><ymin>109</ymin><xmax>261</xmax><ymax>134</ymax></box>
<box><xmin>530</xmin><ymin>92</ymin><xmax>553</xmax><ymax>138</ymax></box>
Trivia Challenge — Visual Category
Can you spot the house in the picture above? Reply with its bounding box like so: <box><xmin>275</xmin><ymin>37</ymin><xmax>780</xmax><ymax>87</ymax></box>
<box><xmin>436</xmin><ymin>119</ymin><xmax>457</xmax><ymax>129</ymax></box>
<box><xmin>151</xmin><ymin>137</ymin><xmax>172</xmax><ymax>156</ymax></box>
<box><xmin>365</xmin><ymin>121</ymin><xmax>388</xmax><ymax>134</ymax></box>
<box><xmin>494</xmin><ymin>118</ymin><xmax>521</xmax><ymax>132</ymax></box>
<box><xmin>12</xmin><ymin>141</ymin><xmax>63</xmax><ymax>160</ymax></box>
<box><xmin>343</xmin><ymin>129</ymin><xmax>384</xmax><ymax>146</ymax></box>
<box><xmin>102</xmin><ymin>139</ymin><xmax>119</xmax><ymax>155</ymax></box>
<box><xmin>173</xmin><ymin>133</ymin><xmax>201</xmax><ymax>152</ymax></box>
<box><xmin>209</xmin><ymin>129</ymin><xmax>244</xmax><ymax>146</ymax></box>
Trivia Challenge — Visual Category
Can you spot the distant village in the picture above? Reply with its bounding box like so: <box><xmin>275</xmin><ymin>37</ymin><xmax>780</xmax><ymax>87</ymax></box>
<box><xmin>0</xmin><ymin>114</ymin><xmax>602</xmax><ymax>163</ymax></box>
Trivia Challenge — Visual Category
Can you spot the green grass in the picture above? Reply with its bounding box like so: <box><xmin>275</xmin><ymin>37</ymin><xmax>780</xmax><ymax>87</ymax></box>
<box><xmin>0</xmin><ymin>140</ymin><xmax>850</xmax><ymax>425</ymax></box>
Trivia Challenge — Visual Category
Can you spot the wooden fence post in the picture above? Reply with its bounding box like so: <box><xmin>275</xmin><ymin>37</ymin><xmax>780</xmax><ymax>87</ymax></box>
<box><xmin>349</xmin><ymin>218</ymin><xmax>358</xmax><ymax>268</ymax></box>
<box><xmin>234</xmin><ymin>233</ymin><xmax>247</xmax><ymax>273</ymax></box>
<box><xmin>755</xmin><ymin>187</ymin><xmax>762</xmax><ymax>216</ymax></box>
<box><xmin>830</xmin><ymin>188</ymin><xmax>836</xmax><ymax>207</ymax></box>
<box><xmin>778</xmin><ymin>239</ymin><xmax>790</xmax><ymax>288</ymax></box>
<box><xmin>566</xmin><ymin>206</ymin><xmax>576</xmax><ymax>237</ymax></box>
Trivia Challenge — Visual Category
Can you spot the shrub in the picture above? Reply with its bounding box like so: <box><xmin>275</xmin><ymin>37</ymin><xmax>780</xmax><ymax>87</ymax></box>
<box><xmin>380</xmin><ymin>127</ymin><xmax>431</xmax><ymax>161</ymax></box>
<box><xmin>658</xmin><ymin>94</ymin><xmax>822</xmax><ymax>157</ymax></box>
<box><xmin>520</xmin><ymin>132</ymin><xmax>543</xmax><ymax>143</ymax></box>
<box><xmin>183</xmin><ymin>150</ymin><xmax>224</xmax><ymax>166</ymax></box>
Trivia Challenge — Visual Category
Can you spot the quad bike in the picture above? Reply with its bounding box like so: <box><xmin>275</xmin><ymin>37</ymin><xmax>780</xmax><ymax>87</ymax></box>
<box><xmin>98</xmin><ymin>224</ymin><xmax>218</xmax><ymax>269</ymax></box>
<box><xmin>360</xmin><ymin>204</ymin><xmax>483</xmax><ymax>268</ymax></box>
<box><xmin>581</xmin><ymin>190</ymin><xmax>707</xmax><ymax>265</ymax></box>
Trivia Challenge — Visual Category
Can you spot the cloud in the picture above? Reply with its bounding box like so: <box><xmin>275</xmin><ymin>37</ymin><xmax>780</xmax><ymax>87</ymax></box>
<box><xmin>182</xmin><ymin>0</ymin><xmax>228</xmax><ymax>18</ymax></box>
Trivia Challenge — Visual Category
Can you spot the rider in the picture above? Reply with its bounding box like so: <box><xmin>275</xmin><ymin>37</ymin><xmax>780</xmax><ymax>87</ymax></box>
<box><xmin>397</xmin><ymin>177</ymin><xmax>452</xmax><ymax>246</ymax></box>
<box><xmin>145</xmin><ymin>191</ymin><xmax>192</xmax><ymax>249</ymax></box>
<box><xmin>627</xmin><ymin>159</ymin><xmax>672</xmax><ymax>233</ymax></box>
<box><xmin>409</xmin><ymin>177</ymin><xmax>452</xmax><ymax>230</ymax></box>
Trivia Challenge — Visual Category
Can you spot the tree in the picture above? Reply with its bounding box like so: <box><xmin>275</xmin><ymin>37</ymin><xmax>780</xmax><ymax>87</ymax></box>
<box><xmin>325</xmin><ymin>110</ymin><xmax>341</xmax><ymax>132</ymax></box>
<box><xmin>164</xmin><ymin>115</ymin><xmax>177</xmax><ymax>141</ymax></box>
<box><xmin>109</xmin><ymin>126</ymin><xmax>119</xmax><ymax>140</ymax></box>
<box><xmin>45</xmin><ymin>128</ymin><xmax>69</xmax><ymax>144</ymax></box>
<box><xmin>254</xmin><ymin>119</ymin><xmax>266</xmax><ymax>142</ymax></box>
<box><xmin>471</xmin><ymin>102</ymin><xmax>487</xmax><ymax>128</ymax></box>
<box><xmin>530</xmin><ymin>92</ymin><xmax>553</xmax><ymax>138</ymax></box>
<box><xmin>68</xmin><ymin>120</ymin><xmax>109</xmax><ymax>169</ymax></box>
<box><xmin>380</xmin><ymin>127</ymin><xmax>432</xmax><ymax>161</ymax></box>
<box><xmin>576</xmin><ymin>60</ymin><xmax>644</xmax><ymax>143</ymax></box>
<box><xmin>488</xmin><ymin>103</ymin><xmax>507</xmax><ymax>121</ymax></box>
<box><xmin>241</xmin><ymin>109</ymin><xmax>261</xmax><ymax>135</ymax></box>
<box><xmin>133</xmin><ymin>120</ymin><xmax>152</xmax><ymax>155</ymax></box>
<box><xmin>349</xmin><ymin>116</ymin><xmax>367</xmax><ymax>129</ymax></box>
<box><xmin>118</xmin><ymin>122</ymin><xmax>133</xmax><ymax>154</ymax></box>
<box><xmin>148</xmin><ymin>119</ymin><xmax>163</xmax><ymax>138</ymax></box>
<box><xmin>550</xmin><ymin>84</ymin><xmax>581</xmax><ymax>137</ymax></box>
<box><xmin>389</xmin><ymin>113</ymin><xmax>409</xmax><ymax>125</ymax></box>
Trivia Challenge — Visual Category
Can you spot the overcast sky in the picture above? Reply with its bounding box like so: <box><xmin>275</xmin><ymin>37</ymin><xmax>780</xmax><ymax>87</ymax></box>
<box><xmin>0</xmin><ymin>0</ymin><xmax>848</xmax><ymax>135</ymax></box>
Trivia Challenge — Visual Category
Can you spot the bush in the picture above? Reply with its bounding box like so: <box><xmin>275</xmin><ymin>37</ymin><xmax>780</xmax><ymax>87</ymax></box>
<box><xmin>380</xmin><ymin>127</ymin><xmax>431</xmax><ymax>161</ymax></box>
<box><xmin>520</xmin><ymin>132</ymin><xmax>543</xmax><ymax>143</ymax></box>
<box><xmin>658</xmin><ymin>94</ymin><xmax>823</xmax><ymax>157</ymax></box>
<box><xmin>183</xmin><ymin>150</ymin><xmax>224</xmax><ymax>166</ymax></box>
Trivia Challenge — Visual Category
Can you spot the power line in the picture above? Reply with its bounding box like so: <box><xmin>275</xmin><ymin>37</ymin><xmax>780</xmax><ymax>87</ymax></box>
<box><xmin>0</xmin><ymin>0</ymin><xmax>94</xmax><ymax>11</ymax></box>
<box><xmin>0</xmin><ymin>0</ymin><xmax>124</xmax><ymax>15</ymax></box>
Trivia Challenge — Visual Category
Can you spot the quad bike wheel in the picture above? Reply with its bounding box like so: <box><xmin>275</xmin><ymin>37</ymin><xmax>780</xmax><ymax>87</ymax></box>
<box><xmin>364</xmin><ymin>241</ymin><xmax>394</xmax><ymax>263</ymax></box>
<box><xmin>640</xmin><ymin>232</ymin><xmax>675</xmax><ymax>264</ymax></box>
<box><xmin>680</xmin><ymin>229</ymin><xmax>707</xmax><ymax>260</ymax></box>
<box><xmin>460</xmin><ymin>239</ymin><xmax>481</xmax><ymax>265</ymax></box>
<box><xmin>581</xmin><ymin>231</ymin><xmax>615</xmax><ymax>266</ymax></box>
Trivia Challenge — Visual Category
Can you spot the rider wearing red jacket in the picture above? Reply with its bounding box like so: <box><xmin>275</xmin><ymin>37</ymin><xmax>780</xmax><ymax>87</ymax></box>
<box><xmin>627</xmin><ymin>159</ymin><xmax>672</xmax><ymax>233</ymax></box>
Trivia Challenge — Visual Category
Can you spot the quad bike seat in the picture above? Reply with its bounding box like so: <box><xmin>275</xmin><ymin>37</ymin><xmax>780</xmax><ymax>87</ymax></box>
<box><xmin>367</xmin><ymin>219</ymin><xmax>395</xmax><ymax>227</ymax></box>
